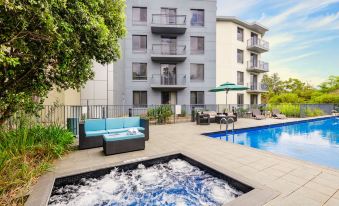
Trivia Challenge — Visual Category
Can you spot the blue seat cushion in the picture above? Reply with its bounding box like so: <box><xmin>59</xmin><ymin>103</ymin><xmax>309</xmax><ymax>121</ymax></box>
<box><xmin>107</xmin><ymin>127</ymin><xmax>144</xmax><ymax>134</ymax></box>
<box><xmin>85</xmin><ymin>130</ymin><xmax>108</xmax><ymax>137</ymax></box>
<box><xmin>123</xmin><ymin>117</ymin><xmax>140</xmax><ymax>128</ymax></box>
<box><xmin>106</xmin><ymin>118</ymin><xmax>124</xmax><ymax>130</ymax></box>
<box><xmin>85</xmin><ymin>119</ymin><xmax>106</xmax><ymax>132</ymax></box>
<box><xmin>103</xmin><ymin>133</ymin><xmax>144</xmax><ymax>141</ymax></box>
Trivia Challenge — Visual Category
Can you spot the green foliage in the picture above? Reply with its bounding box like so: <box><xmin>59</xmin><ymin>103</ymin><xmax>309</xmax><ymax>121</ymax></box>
<box><xmin>319</xmin><ymin>75</ymin><xmax>339</xmax><ymax>93</ymax></box>
<box><xmin>147</xmin><ymin>105</ymin><xmax>173</xmax><ymax>124</ymax></box>
<box><xmin>268</xmin><ymin>93</ymin><xmax>301</xmax><ymax>104</ymax></box>
<box><xmin>0</xmin><ymin>116</ymin><xmax>74</xmax><ymax>205</ymax></box>
<box><xmin>0</xmin><ymin>0</ymin><xmax>126</xmax><ymax>124</ymax></box>
<box><xmin>263</xmin><ymin>74</ymin><xmax>339</xmax><ymax>104</ymax></box>
<box><xmin>311</xmin><ymin>93</ymin><xmax>339</xmax><ymax>103</ymax></box>
<box><xmin>304</xmin><ymin>108</ymin><xmax>325</xmax><ymax>117</ymax></box>
<box><xmin>268</xmin><ymin>104</ymin><xmax>301</xmax><ymax>117</ymax></box>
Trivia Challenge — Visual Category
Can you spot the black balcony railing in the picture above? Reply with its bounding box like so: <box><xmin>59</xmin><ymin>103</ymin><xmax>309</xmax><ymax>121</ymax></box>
<box><xmin>152</xmin><ymin>14</ymin><xmax>186</xmax><ymax>25</ymax></box>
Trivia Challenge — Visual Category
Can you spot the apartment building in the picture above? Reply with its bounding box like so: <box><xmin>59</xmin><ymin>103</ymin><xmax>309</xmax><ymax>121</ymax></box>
<box><xmin>80</xmin><ymin>0</ymin><xmax>217</xmax><ymax>106</ymax></box>
<box><xmin>216</xmin><ymin>17</ymin><xmax>269</xmax><ymax>105</ymax></box>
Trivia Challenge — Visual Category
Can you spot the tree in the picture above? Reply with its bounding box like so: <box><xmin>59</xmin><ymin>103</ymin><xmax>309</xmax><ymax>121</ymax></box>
<box><xmin>261</xmin><ymin>73</ymin><xmax>284</xmax><ymax>103</ymax></box>
<box><xmin>0</xmin><ymin>0</ymin><xmax>126</xmax><ymax>124</ymax></box>
<box><xmin>319</xmin><ymin>75</ymin><xmax>339</xmax><ymax>93</ymax></box>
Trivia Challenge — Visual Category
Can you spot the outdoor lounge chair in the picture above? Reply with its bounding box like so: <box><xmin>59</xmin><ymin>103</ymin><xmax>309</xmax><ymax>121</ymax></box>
<box><xmin>272</xmin><ymin>109</ymin><xmax>287</xmax><ymax>119</ymax></box>
<box><xmin>79</xmin><ymin>117</ymin><xmax>149</xmax><ymax>150</ymax></box>
<box><xmin>215</xmin><ymin>112</ymin><xmax>237</xmax><ymax>124</ymax></box>
<box><xmin>202</xmin><ymin>111</ymin><xmax>217</xmax><ymax>123</ymax></box>
<box><xmin>196</xmin><ymin>113</ymin><xmax>210</xmax><ymax>125</ymax></box>
<box><xmin>252</xmin><ymin>109</ymin><xmax>265</xmax><ymax>120</ymax></box>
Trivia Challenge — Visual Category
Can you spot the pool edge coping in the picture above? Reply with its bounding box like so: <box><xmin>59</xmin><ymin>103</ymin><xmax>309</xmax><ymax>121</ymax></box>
<box><xmin>25</xmin><ymin>150</ymin><xmax>280</xmax><ymax>206</ymax></box>
<box><xmin>202</xmin><ymin>115</ymin><xmax>336</xmax><ymax>136</ymax></box>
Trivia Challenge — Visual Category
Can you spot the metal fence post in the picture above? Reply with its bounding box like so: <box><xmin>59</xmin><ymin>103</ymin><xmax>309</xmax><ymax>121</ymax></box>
<box><xmin>128</xmin><ymin>108</ymin><xmax>132</xmax><ymax>117</ymax></box>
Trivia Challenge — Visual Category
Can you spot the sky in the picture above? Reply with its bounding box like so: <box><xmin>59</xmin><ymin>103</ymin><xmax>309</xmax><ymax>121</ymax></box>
<box><xmin>217</xmin><ymin>0</ymin><xmax>339</xmax><ymax>85</ymax></box>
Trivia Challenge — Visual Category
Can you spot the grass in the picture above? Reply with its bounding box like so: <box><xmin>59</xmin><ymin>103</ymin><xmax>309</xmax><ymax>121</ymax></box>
<box><xmin>0</xmin><ymin>116</ymin><xmax>74</xmax><ymax>206</ymax></box>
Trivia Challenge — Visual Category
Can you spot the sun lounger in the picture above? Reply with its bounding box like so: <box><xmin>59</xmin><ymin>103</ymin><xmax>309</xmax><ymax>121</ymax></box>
<box><xmin>252</xmin><ymin>109</ymin><xmax>265</xmax><ymax>120</ymax></box>
<box><xmin>272</xmin><ymin>109</ymin><xmax>287</xmax><ymax>119</ymax></box>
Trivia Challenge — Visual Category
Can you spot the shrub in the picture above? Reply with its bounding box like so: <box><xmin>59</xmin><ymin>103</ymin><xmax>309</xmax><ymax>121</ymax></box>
<box><xmin>0</xmin><ymin>118</ymin><xmax>74</xmax><ymax>205</ymax></box>
<box><xmin>304</xmin><ymin>108</ymin><xmax>325</xmax><ymax>117</ymax></box>
<box><xmin>311</xmin><ymin>93</ymin><xmax>339</xmax><ymax>103</ymax></box>
<box><xmin>146</xmin><ymin>105</ymin><xmax>173</xmax><ymax>124</ymax></box>
<box><xmin>268</xmin><ymin>104</ymin><xmax>301</xmax><ymax>117</ymax></box>
<box><xmin>268</xmin><ymin>93</ymin><xmax>301</xmax><ymax>104</ymax></box>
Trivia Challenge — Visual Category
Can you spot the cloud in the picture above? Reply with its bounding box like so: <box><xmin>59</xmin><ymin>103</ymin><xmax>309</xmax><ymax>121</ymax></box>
<box><xmin>267</xmin><ymin>33</ymin><xmax>294</xmax><ymax>48</ymax></box>
<box><xmin>268</xmin><ymin>66</ymin><xmax>328</xmax><ymax>86</ymax></box>
<box><xmin>306</xmin><ymin>12</ymin><xmax>339</xmax><ymax>30</ymax></box>
<box><xmin>217</xmin><ymin>0</ymin><xmax>260</xmax><ymax>16</ymax></box>
<box><xmin>273</xmin><ymin>52</ymin><xmax>318</xmax><ymax>64</ymax></box>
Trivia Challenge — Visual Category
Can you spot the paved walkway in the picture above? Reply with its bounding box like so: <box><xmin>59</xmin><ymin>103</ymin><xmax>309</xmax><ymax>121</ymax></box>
<box><xmin>32</xmin><ymin>117</ymin><xmax>339</xmax><ymax>205</ymax></box>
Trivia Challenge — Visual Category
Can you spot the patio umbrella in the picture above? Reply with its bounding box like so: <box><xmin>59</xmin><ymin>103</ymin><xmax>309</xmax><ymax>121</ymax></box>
<box><xmin>209</xmin><ymin>82</ymin><xmax>249</xmax><ymax>110</ymax></box>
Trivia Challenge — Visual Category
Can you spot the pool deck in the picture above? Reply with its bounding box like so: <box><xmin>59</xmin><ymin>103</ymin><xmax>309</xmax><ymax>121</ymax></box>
<box><xmin>26</xmin><ymin>116</ymin><xmax>339</xmax><ymax>206</ymax></box>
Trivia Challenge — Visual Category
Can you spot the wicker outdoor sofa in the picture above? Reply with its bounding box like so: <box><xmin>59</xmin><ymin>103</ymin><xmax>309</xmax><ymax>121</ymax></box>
<box><xmin>79</xmin><ymin>117</ymin><xmax>149</xmax><ymax>150</ymax></box>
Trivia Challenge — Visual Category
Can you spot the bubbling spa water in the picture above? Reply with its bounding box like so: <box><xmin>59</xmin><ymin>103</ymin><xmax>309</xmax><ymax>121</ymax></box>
<box><xmin>49</xmin><ymin>159</ymin><xmax>243</xmax><ymax>206</ymax></box>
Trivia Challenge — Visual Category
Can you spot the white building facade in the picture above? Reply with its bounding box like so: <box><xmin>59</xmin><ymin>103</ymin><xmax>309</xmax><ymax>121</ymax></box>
<box><xmin>216</xmin><ymin>17</ymin><xmax>269</xmax><ymax>105</ymax></box>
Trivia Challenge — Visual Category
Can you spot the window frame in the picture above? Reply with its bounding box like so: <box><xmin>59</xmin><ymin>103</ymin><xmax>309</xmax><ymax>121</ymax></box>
<box><xmin>237</xmin><ymin>49</ymin><xmax>244</xmax><ymax>64</ymax></box>
<box><xmin>133</xmin><ymin>91</ymin><xmax>147</xmax><ymax>107</ymax></box>
<box><xmin>190</xmin><ymin>9</ymin><xmax>205</xmax><ymax>26</ymax></box>
<box><xmin>190</xmin><ymin>36</ymin><xmax>205</xmax><ymax>55</ymax></box>
<box><xmin>132</xmin><ymin>7</ymin><xmax>147</xmax><ymax>25</ymax></box>
<box><xmin>237</xmin><ymin>71</ymin><xmax>244</xmax><ymax>85</ymax></box>
<box><xmin>132</xmin><ymin>35</ymin><xmax>147</xmax><ymax>53</ymax></box>
<box><xmin>132</xmin><ymin>63</ymin><xmax>147</xmax><ymax>81</ymax></box>
<box><xmin>190</xmin><ymin>91</ymin><xmax>205</xmax><ymax>105</ymax></box>
<box><xmin>237</xmin><ymin>93</ymin><xmax>244</xmax><ymax>105</ymax></box>
<box><xmin>237</xmin><ymin>27</ymin><xmax>244</xmax><ymax>42</ymax></box>
<box><xmin>190</xmin><ymin>64</ymin><xmax>204</xmax><ymax>82</ymax></box>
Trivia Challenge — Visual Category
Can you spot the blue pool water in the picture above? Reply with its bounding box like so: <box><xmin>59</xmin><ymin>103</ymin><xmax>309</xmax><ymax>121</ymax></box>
<box><xmin>205</xmin><ymin>117</ymin><xmax>339</xmax><ymax>169</ymax></box>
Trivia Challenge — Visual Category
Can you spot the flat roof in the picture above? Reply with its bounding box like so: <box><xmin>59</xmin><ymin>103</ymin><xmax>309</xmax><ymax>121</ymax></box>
<box><xmin>217</xmin><ymin>16</ymin><xmax>269</xmax><ymax>35</ymax></box>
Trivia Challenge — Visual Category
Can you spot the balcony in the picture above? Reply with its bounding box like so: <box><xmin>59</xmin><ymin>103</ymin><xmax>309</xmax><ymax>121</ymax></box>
<box><xmin>151</xmin><ymin>44</ymin><xmax>187</xmax><ymax>63</ymax></box>
<box><xmin>150</xmin><ymin>74</ymin><xmax>187</xmax><ymax>90</ymax></box>
<box><xmin>151</xmin><ymin>14</ymin><xmax>187</xmax><ymax>35</ymax></box>
<box><xmin>246</xmin><ymin>83</ymin><xmax>268</xmax><ymax>93</ymax></box>
<box><xmin>247</xmin><ymin>37</ymin><xmax>269</xmax><ymax>53</ymax></box>
<box><xmin>247</xmin><ymin>60</ymin><xmax>269</xmax><ymax>73</ymax></box>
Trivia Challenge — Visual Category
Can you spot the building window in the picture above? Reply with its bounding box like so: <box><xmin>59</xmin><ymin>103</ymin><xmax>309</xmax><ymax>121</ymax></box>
<box><xmin>237</xmin><ymin>94</ymin><xmax>244</xmax><ymax>105</ymax></box>
<box><xmin>237</xmin><ymin>49</ymin><xmax>243</xmax><ymax>64</ymax></box>
<box><xmin>190</xmin><ymin>91</ymin><xmax>204</xmax><ymax>105</ymax></box>
<box><xmin>132</xmin><ymin>63</ymin><xmax>147</xmax><ymax>80</ymax></box>
<box><xmin>133</xmin><ymin>91</ymin><xmax>147</xmax><ymax>107</ymax></box>
<box><xmin>237</xmin><ymin>71</ymin><xmax>244</xmax><ymax>85</ymax></box>
<box><xmin>132</xmin><ymin>35</ymin><xmax>147</xmax><ymax>52</ymax></box>
<box><xmin>132</xmin><ymin>7</ymin><xmax>147</xmax><ymax>24</ymax></box>
<box><xmin>237</xmin><ymin>27</ymin><xmax>244</xmax><ymax>41</ymax></box>
<box><xmin>190</xmin><ymin>64</ymin><xmax>204</xmax><ymax>81</ymax></box>
<box><xmin>191</xmin><ymin>9</ymin><xmax>204</xmax><ymax>26</ymax></box>
<box><xmin>191</xmin><ymin>36</ymin><xmax>204</xmax><ymax>54</ymax></box>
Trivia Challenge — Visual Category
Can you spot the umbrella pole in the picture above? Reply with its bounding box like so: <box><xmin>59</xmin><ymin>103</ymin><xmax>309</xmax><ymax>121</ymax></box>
<box><xmin>225</xmin><ymin>89</ymin><xmax>229</xmax><ymax>112</ymax></box>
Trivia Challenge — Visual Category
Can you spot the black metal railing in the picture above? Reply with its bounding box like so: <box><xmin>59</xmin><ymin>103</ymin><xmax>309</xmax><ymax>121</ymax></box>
<box><xmin>3</xmin><ymin>104</ymin><xmax>335</xmax><ymax>135</ymax></box>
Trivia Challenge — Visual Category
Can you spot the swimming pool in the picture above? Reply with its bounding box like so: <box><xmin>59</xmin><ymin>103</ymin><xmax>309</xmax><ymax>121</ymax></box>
<box><xmin>205</xmin><ymin>117</ymin><xmax>339</xmax><ymax>169</ymax></box>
